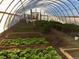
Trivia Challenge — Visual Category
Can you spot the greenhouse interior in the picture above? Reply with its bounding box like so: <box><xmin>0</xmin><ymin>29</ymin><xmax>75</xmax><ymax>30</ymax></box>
<box><xmin>0</xmin><ymin>0</ymin><xmax>79</xmax><ymax>59</ymax></box>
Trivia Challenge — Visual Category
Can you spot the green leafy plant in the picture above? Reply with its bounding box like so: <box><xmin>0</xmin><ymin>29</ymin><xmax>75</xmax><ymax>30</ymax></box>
<box><xmin>0</xmin><ymin>46</ymin><xmax>62</xmax><ymax>59</ymax></box>
<box><xmin>61</xmin><ymin>23</ymin><xmax>79</xmax><ymax>32</ymax></box>
<box><xmin>0</xmin><ymin>38</ymin><xmax>49</xmax><ymax>46</ymax></box>
<box><xmin>34</xmin><ymin>20</ymin><xmax>54</xmax><ymax>33</ymax></box>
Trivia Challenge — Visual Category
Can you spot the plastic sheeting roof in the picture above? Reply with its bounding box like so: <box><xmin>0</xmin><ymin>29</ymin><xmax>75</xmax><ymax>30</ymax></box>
<box><xmin>0</xmin><ymin>0</ymin><xmax>79</xmax><ymax>33</ymax></box>
<box><xmin>17</xmin><ymin>0</ymin><xmax>79</xmax><ymax>16</ymax></box>
<box><xmin>0</xmin><ymin>0</ymin><xmax>79</xmax><ymax>16</ymax></box>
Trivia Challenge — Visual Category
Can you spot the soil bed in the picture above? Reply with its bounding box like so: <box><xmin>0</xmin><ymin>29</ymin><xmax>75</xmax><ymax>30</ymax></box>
<box><xmin>0</xmin><ymin>44</ymin><xmax>50</xmax><ymax>50</ymax></box>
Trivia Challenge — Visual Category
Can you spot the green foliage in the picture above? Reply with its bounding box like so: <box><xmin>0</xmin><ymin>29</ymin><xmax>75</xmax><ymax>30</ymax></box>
<box><xmin>52</xmin><ymin>21</ymin><xmax>62</xmax><ymax>31</ymax></box>
<box><xmin>19</xmin><ymin>57</ymin><xmax>26</xmax><ymax>59</ymax></box>
<box><xmin>34</xmin><ymin>20</ymin><xmax>79</xmax><ymax>33</ymax></box>
<box><xmin>34</xmin><ymin>20</ymin><xmax>54</xmax><ymax>33</ymax></box>
<box><xmin>0</xmin><ymin>56</ymin><xmax>5</xmax><ymax>59</ymax></box>
<box><xmin>50</xmin><ymin>21</ymin><xmax>79</xmax><ymax>32</ymax></box>
<box><xmin>0</xmin><ymin>46</ymin><xmax>62</xmax><ymax>59</ymax></box>
<box><xmin>0</xmin><ymin>38</ymin><xmax>49</xmax><ymax>46</ymax></box>
<box><xmin>61</xmin><ymin>24</ymin><xmax>79</xmax><ymax>32</ymax></box>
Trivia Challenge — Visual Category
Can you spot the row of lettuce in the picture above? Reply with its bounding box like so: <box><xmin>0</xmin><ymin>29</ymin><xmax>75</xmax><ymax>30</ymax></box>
<box><xmin>0</xmin><ymin>46</ymin><xmax>62</xmax><ymax>59</ymax></box>
<box><xmin>34</xmin><ymin>20</ymin><xmax>79</xmax><ymax>33</ymax></box>
<box><xmin>0</xmin><ymin>38</ymin><xmax>48</xmax><ymax>46</ymax></box>
<box><xmin>0</xmin><ymin>38</ymin><xmax>62</xmax><ymax>59</ymax></box>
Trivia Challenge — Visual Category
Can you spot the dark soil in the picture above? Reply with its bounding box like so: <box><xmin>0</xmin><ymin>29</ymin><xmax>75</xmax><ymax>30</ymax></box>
<box><xmin>0</xmin><ymin>44</ymin><xmax>50</xmax><ymax>50</ymax></box>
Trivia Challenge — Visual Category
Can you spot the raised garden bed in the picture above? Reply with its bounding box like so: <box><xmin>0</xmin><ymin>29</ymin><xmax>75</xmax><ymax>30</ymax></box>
<box><xmin>0</xmin><ymin>46</ymin><xmax>62</xmax><ymax>59</ymax></box>
<box><xmin>5</xmin><ymin>32</ymin><xmax>43</xmax><ymax>39</ymax></box>
<box><xmin>60</xmin><ymin>48</ymin><xmax>79</xmax><ymax>59</ymax></box>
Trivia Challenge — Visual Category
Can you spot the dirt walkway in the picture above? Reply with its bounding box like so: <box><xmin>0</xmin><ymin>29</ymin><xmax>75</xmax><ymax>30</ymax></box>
<box><xmin>50</xmin><ymin>29</ymin><xmax>79</xmax><ymax>48</ymax></box>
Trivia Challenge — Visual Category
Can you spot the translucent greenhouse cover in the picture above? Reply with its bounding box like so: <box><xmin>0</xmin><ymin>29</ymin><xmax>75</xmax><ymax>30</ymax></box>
<box><xmin>0</xmin><ymin>0</ymin><xmax>79</xmax><ymax>33</ymax></box>
<box><xmin>18</xmin><ymin>0</ymin><xmax>79</xmax><ymax>16</ymax></box>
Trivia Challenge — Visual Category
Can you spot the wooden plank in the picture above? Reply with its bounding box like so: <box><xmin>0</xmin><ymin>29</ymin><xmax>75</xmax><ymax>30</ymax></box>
<box><xmin>59</xmin><ymin>48</ymin><xmax>74</xmax><ymax>59</ymax></box>
<box><xmin>63</xmin><ymin>48</ymin><xmax>79</xmax><ymax>51</ymax></box>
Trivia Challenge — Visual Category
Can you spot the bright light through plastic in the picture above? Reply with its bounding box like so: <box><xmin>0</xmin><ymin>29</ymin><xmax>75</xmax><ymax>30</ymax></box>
<box><xmin>0</xmin><ymin>14</ymin><xmax>8</xmax><ymax>33</ymax></box>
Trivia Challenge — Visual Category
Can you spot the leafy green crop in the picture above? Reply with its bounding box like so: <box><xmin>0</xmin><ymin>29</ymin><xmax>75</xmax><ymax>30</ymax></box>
<box><xmin>34</xmin><ymin>20</ymin><xmax>54</xmax><ymax>33</ymax></box>
<box><xmin>0</xmin><ymin>46</ymin><xmax>62</xmax><ymax>59</ymax></box>
<box><xmin>0</xmin><ymin>38</ymin><xmax>49</xmax><ymax>46</ymax></box>
<box><xmin>34</xmin><ymin>20</ymin><xmax>79</xmax><ymax>33</ymax></box>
